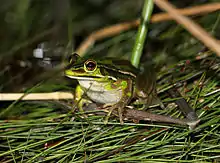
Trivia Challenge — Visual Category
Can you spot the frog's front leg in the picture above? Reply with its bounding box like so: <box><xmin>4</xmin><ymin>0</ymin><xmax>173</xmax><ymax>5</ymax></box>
<box><xmin>105</xmin><ymin>79</ymin><xmax>133</xmax><ymax>124</ymax></box>
<box><xmin>75</xmin><ymin>85</ymin><xmax>92</xmax><ymax>114</ymax></box>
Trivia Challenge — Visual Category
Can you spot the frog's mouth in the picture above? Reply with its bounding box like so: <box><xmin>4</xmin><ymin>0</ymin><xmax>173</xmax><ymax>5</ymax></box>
<box><xmin>65</xmin><ymin>75</ymin><xmax>103</xmax><ymax>80</ymax></box>
<box><xmin>65</xmin><ymin>75</ymin><xmax>117</xmax><ymax>81</ymax></box>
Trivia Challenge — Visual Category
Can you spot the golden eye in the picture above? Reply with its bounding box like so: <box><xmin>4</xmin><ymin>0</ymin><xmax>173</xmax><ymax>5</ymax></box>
<box><xmin>84</xmin><ymin>59</ymin><xmax>97</xmax><ymax>72</ymax></box>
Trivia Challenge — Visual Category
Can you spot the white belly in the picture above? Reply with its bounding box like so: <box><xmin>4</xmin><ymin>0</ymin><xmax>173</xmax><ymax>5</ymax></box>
<box><xmin>78</xmin><ymin>80</ymin><xmax>122</xmax><ymax>104</ymax></box>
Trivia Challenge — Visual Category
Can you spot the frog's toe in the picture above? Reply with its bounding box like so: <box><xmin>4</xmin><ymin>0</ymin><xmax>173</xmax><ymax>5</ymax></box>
<box><xmin>104</xmin><ymin>104</ymin><xmax>124</xmax><ymax>125</ymax></box>
<box><xmin>118</xmin><ymin>107</ymin><xmax>124</xmax><ymax>124</ymax></box>
<box><xmin>104</xmin><ymin>105</ymin><xmax>116</xmax><ymax>124</ymax></box>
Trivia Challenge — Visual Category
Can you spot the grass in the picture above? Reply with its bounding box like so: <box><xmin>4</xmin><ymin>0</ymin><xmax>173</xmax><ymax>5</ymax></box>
<box><xmin>0</xmin><ymin>1</ymin><xmax>220</xmax><ymax>162</ymax></box>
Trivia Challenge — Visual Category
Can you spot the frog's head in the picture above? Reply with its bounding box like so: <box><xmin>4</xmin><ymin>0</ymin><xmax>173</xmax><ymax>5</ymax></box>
<box><xmin>65</xmin><ymin>53</ymin><xmax>116</xmax><ymax>82</ymax></box>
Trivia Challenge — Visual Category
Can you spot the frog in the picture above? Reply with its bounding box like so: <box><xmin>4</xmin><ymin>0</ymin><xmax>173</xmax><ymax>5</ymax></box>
<box><xmin>64</xmin><ymin>53</ymin><xmax>163</xmax><ymax>124</ymax></box>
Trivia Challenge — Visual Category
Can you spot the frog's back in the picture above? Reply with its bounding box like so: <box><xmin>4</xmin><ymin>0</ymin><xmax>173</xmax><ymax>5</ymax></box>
<box><xmin>97</xmin><ymin>57</ymin><xmax>139</xmax><ymax>79</ymax></box>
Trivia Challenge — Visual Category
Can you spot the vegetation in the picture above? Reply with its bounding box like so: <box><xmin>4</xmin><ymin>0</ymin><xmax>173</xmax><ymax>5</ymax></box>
<box><xmin>0</xmin><ymin>0</ymin><xmax>219</xmax><ymax>162</ymax></box>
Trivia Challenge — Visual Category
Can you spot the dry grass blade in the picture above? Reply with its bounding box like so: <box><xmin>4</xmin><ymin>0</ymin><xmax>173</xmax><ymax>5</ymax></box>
<box><xmin>0</xmin><ymin>92</ymin><xmax>73</xmax><ymax>101</ymax></box>
<box><xmin>154</xmin><ymin>0</ymin><xmax>220</xmax><ymax>57</ymax></box>
<box><xmin>76</xmin><ymin>3</ymin><xmax>220</xmax><ymax>55</ymax></box>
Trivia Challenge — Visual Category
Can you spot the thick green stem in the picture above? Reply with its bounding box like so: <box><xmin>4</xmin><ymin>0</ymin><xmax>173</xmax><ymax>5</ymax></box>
<box><xmin>131</xmin><ymin>0</ymin><xmax>154</xmax><ymax>68</ymax></box>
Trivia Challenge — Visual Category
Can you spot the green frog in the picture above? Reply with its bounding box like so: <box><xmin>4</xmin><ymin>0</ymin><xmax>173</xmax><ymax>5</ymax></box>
<box><xmin>65</xmin><ymin>53</ymin><xmax>162</xmax><ymax>124</ymax></box>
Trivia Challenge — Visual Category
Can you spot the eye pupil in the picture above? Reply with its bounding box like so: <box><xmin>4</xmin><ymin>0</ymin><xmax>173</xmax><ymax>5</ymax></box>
<box><xmin>87</xmin><ymin>62</ymin><xmax>94</xmax><ymax>68</ymax></box>
<box><xmin>85</xmin><ymin>60</ymin><xmax>96</xmax><ymax>71</ymax></box>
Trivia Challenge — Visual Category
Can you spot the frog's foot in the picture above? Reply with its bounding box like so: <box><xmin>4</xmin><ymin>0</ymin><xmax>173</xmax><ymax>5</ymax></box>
<box><xmin>76</xmin><ymin>99</ymin><xmax>93</xmax><ymax>118</ymax></box>
<box><xmin>150</xmin><ymin>95</ymin><xmax>165</xmax><ymax>109</ymax></box>
<box><xmin>104</xmin><ymin>103</ymin><xmax>124</xmax><ymax>125</ymax></box>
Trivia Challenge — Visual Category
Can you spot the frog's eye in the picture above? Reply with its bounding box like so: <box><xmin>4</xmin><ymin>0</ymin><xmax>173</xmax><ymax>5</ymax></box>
<box><xmin>84</xmin><ymin>59</ymin><xmax>97</xmax><ymax>72</ymax></box>
<box><xmin>68</xmin><ymin>53</ymin><xmax>80</xmax><ymax>64</ymax></box>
